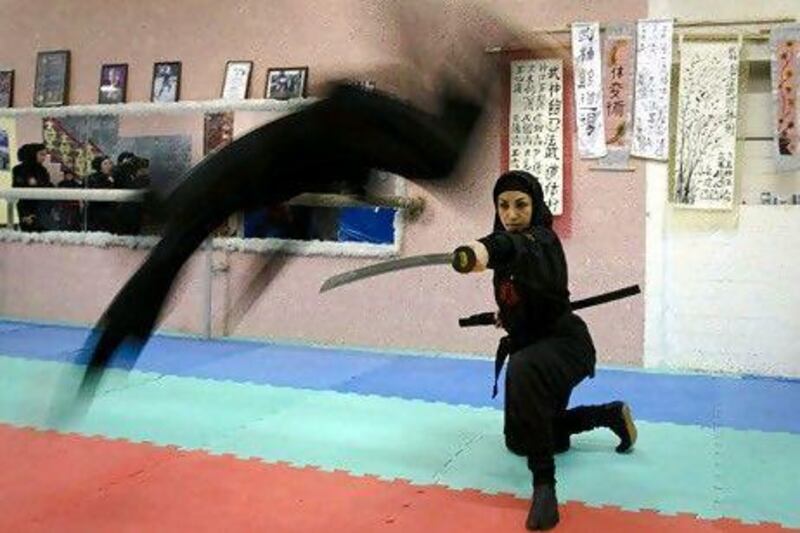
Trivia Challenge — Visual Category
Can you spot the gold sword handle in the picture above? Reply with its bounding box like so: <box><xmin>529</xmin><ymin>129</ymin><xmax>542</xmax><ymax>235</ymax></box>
<box><xmin>452</xmin><ymin>246</ymin><xmax>477</xmax><ymax>273</ymax></box>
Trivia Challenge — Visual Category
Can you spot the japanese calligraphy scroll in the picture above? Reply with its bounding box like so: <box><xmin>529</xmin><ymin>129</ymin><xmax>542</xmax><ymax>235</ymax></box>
<box><xmin>598</xmin><ymin>23</ymin><xmax>636</xmax><ymax>169</ymax></box>
<box><xmin>509</xmin><ymin>58</ymin><xmax>564</xmax><ymax>215</ymax></box>
<box><xmin>572</xmin><ymin>22</ymin><xmax>607</xmax><ymax>158</ymax></box>
<box><xmin>631</xmin><ymin>19</ymin><xmax>674</xmax><ymax>161</ymax></box>
<box><xmin>770</xmin><ymin>24</ymin><xmax>800</xmax><ymax>172</ymax></box>
<box><xmin>673</xmin><ymin>40</ymin><xmax>741</xmax><ymax>210</ymax></box>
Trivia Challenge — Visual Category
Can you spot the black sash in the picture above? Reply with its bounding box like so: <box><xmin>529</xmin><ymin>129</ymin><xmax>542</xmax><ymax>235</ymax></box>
<box><xmin>480</xmin><ymin>284</ymin><xmax>641</xmax><ymax>398</ymax></box>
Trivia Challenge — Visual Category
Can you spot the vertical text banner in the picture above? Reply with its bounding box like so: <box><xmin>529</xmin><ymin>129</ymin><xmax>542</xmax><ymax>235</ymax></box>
<box><xmin>632</xmin><ymin>19</ymin><xmax>674</xmax><ymax>161</ymax></box>
<box><xmin>770</xmin><ymin>24</ymin><xmax>800</xmax><ymax>172</ymax></box>
<box><xmin>509</xmin><ymin>59</ymin><xmax>564</xmax><ymax>215</ymax></box>
<box><xmin>598</xmin><ymin>23</ymin><xmax>637</xmax><ymax>169</ymax></box>
<box><xmin>673</xmin><ymin>40</ymin><xmax>741</xmax><ymax>210</ymax></box>
<box><xmin>572</xmin><ymin>22</ymin><xmax>607</xmax><ymax>159</ymax></box>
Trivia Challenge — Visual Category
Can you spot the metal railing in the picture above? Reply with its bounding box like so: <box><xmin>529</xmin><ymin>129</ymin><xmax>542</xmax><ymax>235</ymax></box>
<box><xmin>0</xmin><ymin>188</ymin><xmax>425</xmax><ymax>231</ymax></box>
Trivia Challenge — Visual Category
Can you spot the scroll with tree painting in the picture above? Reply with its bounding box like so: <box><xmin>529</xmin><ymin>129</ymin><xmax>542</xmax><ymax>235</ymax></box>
<box><xmin>672</xmin><ymin>39</ymin><xmax>741</xmax><ymax>210</ymax></box>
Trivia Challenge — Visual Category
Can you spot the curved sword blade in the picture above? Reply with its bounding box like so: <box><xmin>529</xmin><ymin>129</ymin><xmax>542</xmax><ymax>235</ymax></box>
<box><xmin>320</xmin><ymin>253</ymin><xmax>453</xmax><ymax>293</ymax></box>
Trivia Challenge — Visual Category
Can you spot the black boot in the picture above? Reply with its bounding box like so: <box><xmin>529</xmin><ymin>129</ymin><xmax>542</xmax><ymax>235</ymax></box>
<box><xmin>605</xmin><ymin>401</ymin><xmax>637</xmax><ymax>453</ymax></box>
<box><xmin>526</xmin><ymin>483</ymin><xmax>559</xmax><ymax>531</ymax></box>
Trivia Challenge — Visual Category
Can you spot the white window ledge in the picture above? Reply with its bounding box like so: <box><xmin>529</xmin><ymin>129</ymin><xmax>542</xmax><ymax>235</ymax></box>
<box><xmin>0</xmin><ymin>229</ymin><xmax>399</xmax><ymax>257</ymax></box>
<box><xmin>0</xmin><ymin>98</ymin><xmax>316</xmax><ymax>118</ymax></box>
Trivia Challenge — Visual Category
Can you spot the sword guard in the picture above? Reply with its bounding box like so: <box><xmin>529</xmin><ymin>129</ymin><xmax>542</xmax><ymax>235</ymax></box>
<box><xmin>452</xmin><ymin>246</ymin><xmax>477</xmax><ymax>273</ymax></box>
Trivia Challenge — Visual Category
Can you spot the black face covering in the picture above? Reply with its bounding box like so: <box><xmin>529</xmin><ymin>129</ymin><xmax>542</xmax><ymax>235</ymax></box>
<box><xmin>492</xmin><ymin>170</ymin><xmax>553</xmax><ymax>232</ymax></box>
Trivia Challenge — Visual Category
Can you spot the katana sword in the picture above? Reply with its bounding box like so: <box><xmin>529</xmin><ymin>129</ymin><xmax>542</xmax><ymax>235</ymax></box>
<box><xmin>320</xmin><ymin>252</ymin><xmax>454</xmax><ymax>293</ymax></box>
<box><xmin>458</xmin><ymin>284</ymin><xmax>641</xmax><ymax>326</ymax></box>
<box><xmin>320</xmin><ymin>252</ymin><xmax>641</xmax><ymax>312</ymax></box>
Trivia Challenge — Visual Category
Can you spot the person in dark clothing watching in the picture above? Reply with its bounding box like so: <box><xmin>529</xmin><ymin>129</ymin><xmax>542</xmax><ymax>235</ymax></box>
<box><xmin>86</xmin><ymin>155</ymin><xmax>116</xmax><ymax>232</ymax></box>
<box><xmin>56</xmin><ymin>166</ymin><xmax>84</xmax><ymax>231</ymax></box>
<box><xmin>59</xmin><ymin>166</ymin><xmax>83</xmax><ymax>187</ymax></box>
<box><xmin>11</xmin><ymin>143</ymin><xmax>54</xmax><ymax>231</ymax></box>
<box><xmin>453</xmin><ymin>170</ymin><xmax>637</xmax><ymax>531</ymax></box>
<box><xmin>114</xmin><ymin>151</ymin><xmax>151</xmax><ymax>189</ymax></box>
<box><xmin>113</xmin><ymin>152</ymin><xmax>150</xmax><ymax>235</ymax></box>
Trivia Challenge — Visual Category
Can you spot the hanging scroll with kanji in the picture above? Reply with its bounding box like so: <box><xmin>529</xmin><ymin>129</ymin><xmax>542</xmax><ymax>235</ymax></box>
<box><xmin>509</xmin><ymin>58</ymin><xmax>564</xmax><ymax>215</ymax></box>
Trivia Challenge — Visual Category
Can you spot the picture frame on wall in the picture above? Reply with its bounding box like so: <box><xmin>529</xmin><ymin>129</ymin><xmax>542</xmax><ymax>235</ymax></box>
<box><xmin>0</xmin><ymin>70</ymin><xmax>13</xmax><ymax>108</ymax></box>
<box><xmin>221</xmin><ymin>60</ymin><xmax>253</xmax><ymax>100</ymax></box>
<box><xmin>151</xmin><ymin>61</ymin><xmax>181</xmax><ymax>103</ymax></box>
<box><xmin>33</xmin><ymin>50</ymin><xmax>70</xmax><ymax>107</ymax></box>
<box><xmin>265</xmin><ymin>66</ymin><xmax>308</xmax><ymax>100</ymax></box>
<box><xmin>98</xmin><ymin>63</ymin><xmax>128</xmax><ymax>104</ymax></box>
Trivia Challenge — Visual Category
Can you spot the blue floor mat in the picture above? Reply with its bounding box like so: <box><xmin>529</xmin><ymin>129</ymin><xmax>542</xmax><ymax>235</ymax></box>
<box><xmin>1</xmin><ymin>319</ymin><xmax>798</xmax><ymax>434</ymax></box>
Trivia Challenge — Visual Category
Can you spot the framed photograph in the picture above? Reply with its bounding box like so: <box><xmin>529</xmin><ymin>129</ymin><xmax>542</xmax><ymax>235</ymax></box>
<box><xmin>34</xmin><ymin>50</ymin><xmax>70</xmax><ymax>107</ymax></box>
<box><xmin>151</xmin><ymin>61</ymin><xmax>181</xmax><ymax>103</ymax></box>
<box><xmin>221</xmin><ymin>60</ymin><xmax>253</xmax><ymax>100</ymax></box>
<box><xmin>98</xmin><ymin>63</ymin><xmax>128</xmax><ymax>104</ymax></box>
<box><xmin>0</xmin><ymin>70</ymin><xmax>13</xmax><ymax>108</ymax></box>
<box><xmin>265</xmin><ymin>66</ymin><xmax>308</xmax><ymax>100</ymax></box>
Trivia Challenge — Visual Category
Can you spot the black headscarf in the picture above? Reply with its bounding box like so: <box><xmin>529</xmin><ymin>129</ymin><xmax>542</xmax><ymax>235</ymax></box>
<box><xmin>491</xmin><ymin>170</ymin><xmax>553</xmax><ymax>232</ymax></box>
<box><xmin>91</xmin><ymin>155</ymin><xmax>110</xmax><ymax>173</ymax></box>
<box><xmin>12</xmin><ymin>143</ymin><xmax>51</xmax><ymax>189</ymax></box>
<box><xmin>16</xmin><ymin>143</ymin><xmax>46</xmax><ymax>166</ymax></box>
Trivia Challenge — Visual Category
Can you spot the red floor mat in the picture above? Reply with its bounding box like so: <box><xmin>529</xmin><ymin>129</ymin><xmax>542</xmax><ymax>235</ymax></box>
<box><xmin>0</xmin><ymin>424</ymin><xmax>790</xmax><ymax>532</ymax></box>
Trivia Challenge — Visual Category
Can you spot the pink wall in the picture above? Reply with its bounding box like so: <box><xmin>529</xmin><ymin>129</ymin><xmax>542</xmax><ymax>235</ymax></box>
<box><xmin>0</xmin><ymin>0</ymin><xmax>646</xmax><ymax>364</ymax></box>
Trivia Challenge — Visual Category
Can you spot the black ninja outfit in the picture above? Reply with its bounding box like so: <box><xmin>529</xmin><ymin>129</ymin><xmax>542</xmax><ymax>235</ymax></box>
<box><xmin>86</xmin><ymin>156</ymin><xmax>117</xmax><ymax>233</ymax></box>
<box><xmin>12</xmin><ymin>143</ymin><xmax>53</xmax><ymax>232</ymax></box>
<box><xmin>56</xmin><ymin>170</ymin><xmax>84</xmax><ymax>232</ymax></box>
<box><xmin>477</xmin><ymin>171</ymin><xmax>635</xmax><ymax>530</ymax></box>
<box><xmin>78</xmin><ymin>81</ymin><xmax>489</xmax><ymax>397</ymax></box>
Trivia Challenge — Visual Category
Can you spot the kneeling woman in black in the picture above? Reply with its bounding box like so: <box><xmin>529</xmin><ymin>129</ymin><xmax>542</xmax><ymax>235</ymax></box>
<box><xmin>454</xmin><ymin>170</ymin><xmax>637</xmax><ymax>531</ymax></box>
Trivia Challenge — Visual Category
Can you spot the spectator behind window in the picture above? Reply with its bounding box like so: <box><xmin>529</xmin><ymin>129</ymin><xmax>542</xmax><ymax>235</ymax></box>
<box><xmin>114</xmin><ymin>152</ymin><xmax>150</xmax><ymax>235</ymax></box>
<box><xmin>114</xmin><ymin>152</ymin><xmax>150</xmax><ymax>188</ymax></box>
<box><xmin>86</xmin><ymin>155</ymin><xmax>117</xmax><ymax>233</ymax></box>
<box><xmin>11</xmin><ymin>143</ymin><xmax>54</xmax><ymax>232</ymax></box>
<box><xmin>56</xmin><ymin>166</ymin><xmax>84</xmax><ymax>232</ymax></box>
